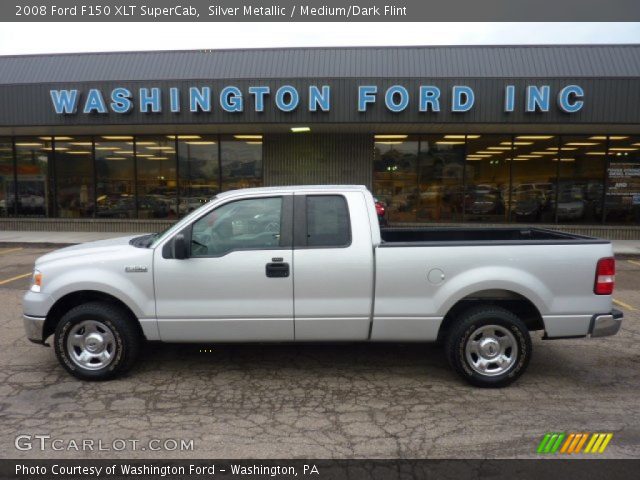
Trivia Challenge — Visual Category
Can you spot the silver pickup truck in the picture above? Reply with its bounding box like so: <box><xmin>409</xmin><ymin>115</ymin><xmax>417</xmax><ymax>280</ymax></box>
<box><xmin>23</xmin><ymin>185</ymin><xmax>623</xmax><ymax>387</ymax></box>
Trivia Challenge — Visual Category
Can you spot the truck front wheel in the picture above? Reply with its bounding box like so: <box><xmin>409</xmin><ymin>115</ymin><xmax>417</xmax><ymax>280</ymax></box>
<box><xmin>445</xmin><ymin>305</ymin><xmax>532</xmax><ymax>388</ymax></box>
<box><xmin>54</xmin><ymin>302</ymin><xmax>141</xmax><ymax>380</ymax></box>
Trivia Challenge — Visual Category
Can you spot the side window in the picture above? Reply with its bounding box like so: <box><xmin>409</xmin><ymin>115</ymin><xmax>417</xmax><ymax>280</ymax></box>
<box><xmin>306</xmin><ymin>195</ymin><xmax>351</xmax><ymax>247</ymax></box>
<box><xmin>191</xmin><ymin>197</ymin><xmax>283</xmax><ymax>257</ymax></box>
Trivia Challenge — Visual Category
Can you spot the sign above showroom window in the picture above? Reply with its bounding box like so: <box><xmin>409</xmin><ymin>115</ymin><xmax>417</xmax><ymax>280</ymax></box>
<box><xmin>49</xmin><ymin>84</ymin><xmax>584</xmax><ymax>115</ymax></box>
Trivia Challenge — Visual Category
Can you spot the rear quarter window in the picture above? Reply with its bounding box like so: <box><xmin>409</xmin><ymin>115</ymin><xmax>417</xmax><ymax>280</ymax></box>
<box><xmin>306</xmin><ymin>195</ymin><xmax>351</xmax><ymax>247</ymax></box>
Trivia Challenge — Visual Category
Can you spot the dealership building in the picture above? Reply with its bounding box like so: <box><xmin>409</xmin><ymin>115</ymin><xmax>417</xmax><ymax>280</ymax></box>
<box><xmin>0</xmin><ymin>45</ymin><xmax>639</xmax><ymax>237</ymax></box>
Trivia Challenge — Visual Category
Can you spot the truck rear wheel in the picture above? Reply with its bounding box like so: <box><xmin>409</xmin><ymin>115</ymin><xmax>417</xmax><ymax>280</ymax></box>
<box><xmin>445</xmin><ymin>305</ymin><xmax>532</xmax><ymax>388</ymax></box>
<box><xmin>54</xmin><ymin>302</ymin><xmax>141</xmax><ymax>380</ymax></box>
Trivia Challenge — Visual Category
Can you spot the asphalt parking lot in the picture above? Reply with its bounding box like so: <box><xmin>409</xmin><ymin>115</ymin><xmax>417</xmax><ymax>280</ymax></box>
<box><xmin>0</xmin><ymin>245</ymin><xmax>639</xmax><ymax>459</ymax></box>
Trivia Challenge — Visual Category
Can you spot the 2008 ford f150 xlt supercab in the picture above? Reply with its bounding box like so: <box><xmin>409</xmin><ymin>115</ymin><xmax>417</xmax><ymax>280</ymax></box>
<box><xmin>23</xmin><ymin>185</ymin><xmax>623</xmax><ymax>387</ymax></box>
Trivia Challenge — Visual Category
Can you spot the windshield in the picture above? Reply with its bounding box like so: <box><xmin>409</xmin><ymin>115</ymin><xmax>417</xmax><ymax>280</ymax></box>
<box><xmin>149</xmin><ymin>196</ymin><xmax>218</xmax><ymax>248</ymax></box>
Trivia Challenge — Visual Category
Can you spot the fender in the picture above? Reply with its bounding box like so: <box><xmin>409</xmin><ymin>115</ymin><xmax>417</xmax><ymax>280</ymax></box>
<box><xmin>45</xmin><ymin>268</ymin><xmax>155</xmax><ymax>319</ymax></box>
<box><xmin>435</xmin><ymin>266</ymin><xmax>552</xmax><ymax>318</ymax></box>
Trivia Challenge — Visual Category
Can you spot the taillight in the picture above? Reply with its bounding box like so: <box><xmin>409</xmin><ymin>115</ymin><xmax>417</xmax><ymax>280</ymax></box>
<box><xmin>594</xmin><ymin>257</ymin><xmax>615</xmax><ymax>295</ymax></box>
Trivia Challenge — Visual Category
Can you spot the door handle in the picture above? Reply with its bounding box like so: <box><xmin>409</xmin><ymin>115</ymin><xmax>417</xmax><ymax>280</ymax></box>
<box><xmin>266</xmin><ymin>262</ymin><xmax>289</xmax><ymax>278</ymax></box>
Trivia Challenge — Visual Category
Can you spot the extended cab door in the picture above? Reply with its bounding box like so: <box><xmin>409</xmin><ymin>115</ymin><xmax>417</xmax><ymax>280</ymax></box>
<box><xmin>293</xmin><ymin>192</ymin><xmax>375</xmax><ymax>340</ymax></box>
<box><xmin>153</xmin><ymin>194</ymin><xmax>294</xmax><ymax>342</ymax></box>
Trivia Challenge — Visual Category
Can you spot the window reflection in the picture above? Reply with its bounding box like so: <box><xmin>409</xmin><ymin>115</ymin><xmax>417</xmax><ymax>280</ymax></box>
<box><xmin>220</xmin><ymin>136</ymin><xmax>263</xmax><ymax>191</ymax></box>
<box><xmin>464</xmin><ymin>135</ymin><xmax>511</xmax><ymax>222</ymax></box>
<box><xmin>306</xmin><ymin>195</ymin><xmax>351</xmax><ymax>247</ymax></box>
<box><xmin>95</xmin><ymin>137</ymin><xmax>135</xmax><ymax>218</ymax></box>
<box><xmin>556</xmin><ymin>136</ymin><xmax>607</xmax><ymax>224</ymax></box>
<box><xmin>509</xmin><ymin>136</ymin><xmax>558</xmax><ymax>223</ymax></box>
<box><xmin>176</xmin><ymin>135</ymin><xmax>219</xmax><ymax>216</ymax></box>
<box><xmin>605</xmin><ymin>136</ymin><xmax>640</xmax><ymax>224</ymax></box>
<box><xmin>5</xmin><ymin>132</ymin><xmax>640</xmax><ymax>228</ymax></box>
<box><xmin>0</xmin><ymin>138</ymin><xmax>12</xmax><ymax>217</ymax></box>
<box><xmin>15</xmin><ymin>137</ymin><xmax>52</xmax><ymax>217</ymax></box>
<box><xmin>54</xmin><ymin>136</ymin><xmax>95</xmax><ymax>218</ymax></box>
<box><xmin>136</xmin><ymin>136</ymin><xmax>177</xmax><ymax>219</ymax></box>
<box><xmin>373</xmin><ymin>136</ymin><xmax>418</xmax><ymax>223</ymax></box>
<box><xmin>417</xmin><ymin>135</ymin><xmax>465</xmax><ymax>222</ymax></box>
<box><xmin>191</xmin><ymin>196</ymin><xmax>282</xmax><ymax>257</ymax></box>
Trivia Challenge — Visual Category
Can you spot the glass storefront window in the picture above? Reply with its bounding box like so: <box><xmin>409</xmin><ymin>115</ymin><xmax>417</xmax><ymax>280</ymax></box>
<box><xmin>509</xmin><ymin>135</ymin><xmax>559</xmax><ymax>223</ymax></box>
<box><xmin>136</xmin><ymin>136</ymin><xmax>178</xmax><ymax>219</ymax></box>
<box><xmin>0</xmin><ymin>138</ymin><xmax>13</xmax><ymax>217</ymax></box>
<box><xmin>95</xmin><ymin>137</ymin><xmax>135</xmax><ymax>219</ymax></box>
<box><xmin>15</xmin><ymin>137</ymin><xmax>52</xmax><ymax>217</ymax></box>
<box><xmin>54</xmin><ymin>136</ymin><xmax>95</xmax><ymax>218</ymax></box>
<box><xmin>417</xmin><ymin>135</ymin><xmax>465</xmax><ymax>222</ymax></box>
<box><xmin>605</xmin><ymin>136</ymin><xmax>640</xmax><ymax>224</ymax></box>
<box><xmin>177</xmin><ymin>135</ymin><xmax>219</xmax><ymax>216</ymax></box>
<box><xmin>556</xmin><ymin>136</ymin><xmax>607</xmax><ymax>224</ymax></box>
<box><xmin>373</xmin><ymin>136</ymin><xmax>418</xmax><ymax>223</ymax></box>
<box><xmin>464</xmin><ymin>135</ymin><xmax>511</xmax><ymax>223</ymax></box>
<box><xmin>6</xmin><ymin>132</ymin><xmax>639</xmax><ymax>229</ymax></box>
<box><xmin>220</xmin><ymin>136</ymin><xmax>263</xmax><ymax>191</ymax></box>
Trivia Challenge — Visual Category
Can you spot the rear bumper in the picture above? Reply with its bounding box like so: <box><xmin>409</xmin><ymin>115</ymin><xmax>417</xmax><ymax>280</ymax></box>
<box><xmin>23</xmin><ymin>314</ymin><xmax>46</xmax><ymax>344</ymax></box>
<box><xmin>589</xmin><ymin>309</ymin><xmax>624</xmax><ymax>338</ymax></box>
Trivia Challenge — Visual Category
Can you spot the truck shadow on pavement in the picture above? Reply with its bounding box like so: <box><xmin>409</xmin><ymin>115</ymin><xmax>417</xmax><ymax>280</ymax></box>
<box><xmin>135</xmin><ymin>341</ymin><xmax>452</xmax><ymax>381</ymax></box>
<box><xmin>128</xmin><ymin>337</ymin><xmax>638</xmax><ymax>391</ymax></box>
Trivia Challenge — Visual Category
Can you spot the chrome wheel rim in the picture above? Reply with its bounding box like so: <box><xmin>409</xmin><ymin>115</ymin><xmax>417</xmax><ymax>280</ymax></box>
<box><xmin>465</xmin><ymin>324</ymin><xmax>518</xmax><ymax>377</ymax></box>
<box><xmin>66</xmin><ymin>320</ymin><xmax>116</xmax><ymax>370</ymax></box>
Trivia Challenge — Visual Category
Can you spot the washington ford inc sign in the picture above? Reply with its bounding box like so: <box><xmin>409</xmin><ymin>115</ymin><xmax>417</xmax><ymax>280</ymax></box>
<box><xmin>49</xmin><ymin>84</ymin><xmax>585</xmax><ymax>115</ymax></box>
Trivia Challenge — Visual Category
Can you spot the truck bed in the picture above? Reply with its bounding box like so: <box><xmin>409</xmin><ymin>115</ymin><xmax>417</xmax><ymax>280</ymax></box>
<box><xmin>379</xmin><ymin>227</ymin><xmax>609</xmax><ymax>246</ymax></box>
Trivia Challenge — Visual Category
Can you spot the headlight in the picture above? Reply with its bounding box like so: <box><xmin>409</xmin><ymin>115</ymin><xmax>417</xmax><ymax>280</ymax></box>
<box><xmin>30</xmin><ymin>269</ymin><xmax>42</xmax><ymax>293</ymax></box>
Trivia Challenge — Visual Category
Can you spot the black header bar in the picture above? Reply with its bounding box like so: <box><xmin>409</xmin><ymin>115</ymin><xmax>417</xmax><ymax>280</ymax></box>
<box><xmin>2</xmin><ymin>459</ymin><xmax>640</xmax><ymax>480</ymax></box>
<box><xmin>4</xmin><ymin>0</ymin><xmax>640</xmax><ymax>22</ymax></box>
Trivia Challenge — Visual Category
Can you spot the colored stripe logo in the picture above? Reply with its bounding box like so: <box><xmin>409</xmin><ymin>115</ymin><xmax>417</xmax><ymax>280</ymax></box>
<box><xmin>537</xmin><ymin>432</ymin><xmax>613</xmax><ymax>454</ymax></box>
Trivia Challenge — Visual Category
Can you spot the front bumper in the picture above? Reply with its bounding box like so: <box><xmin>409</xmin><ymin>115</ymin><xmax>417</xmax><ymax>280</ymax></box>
<box><xmin>22</xmin><ymin>290</ymin><xmax>55</xmax><ymax>344</ymax></box>
<box><xmin>589</xmin><ymin>309</ymin><xmax>624</xmax><ymax>338</ymax></box>
<box><xmin>23</xmin><ymin>314</ymin><xmax>46</xmax><ymax>344</ymax></box>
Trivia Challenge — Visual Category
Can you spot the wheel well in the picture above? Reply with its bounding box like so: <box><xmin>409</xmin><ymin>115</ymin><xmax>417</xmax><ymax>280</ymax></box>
<box><xmin>43</xmin><ymin>291</ymin><xmax>142</xmax><ymax>341</ymax></box>
<box><xmin>437</xmin><ymin>290</ymin><xmax>544</xmax><ymax>342</ymax></box>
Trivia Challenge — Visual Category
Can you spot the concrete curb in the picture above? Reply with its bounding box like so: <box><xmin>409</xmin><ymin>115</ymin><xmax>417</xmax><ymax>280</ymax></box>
<box><xmin>0</xmin><ymin>242</ymin><xmax>77</xmax><ymax>249</ymax></box>
<box><xmin>0</xmin><ymin>232</ymin><xmax>137</xmax><ymax>247</ymax></box>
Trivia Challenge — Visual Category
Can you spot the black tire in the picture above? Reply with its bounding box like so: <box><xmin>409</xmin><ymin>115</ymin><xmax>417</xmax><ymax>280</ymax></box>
<box><xmin>445</xmin><ymin>305</ymin><xmax>532</xmax><ymax>388</ymax></box>
<box><xmin>54</xmin><ymin>302</ymin><xmax>141</xmax><ymax>381</ymax></box>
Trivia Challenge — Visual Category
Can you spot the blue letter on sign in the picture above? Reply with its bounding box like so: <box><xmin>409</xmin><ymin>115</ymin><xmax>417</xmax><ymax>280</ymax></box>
<box><xmin>248</xmin><ymin>86</ymin><xmax>270</xmax><ymax>112</ymax></box>
<box><xmin>220</xmin><ymin>86</ymin><xmax>243</xmax><ymax>112</ymax></box>
<box><xmin>169</xmin><ymin>88</ymin><xmax>180</xmax><ymax>113</ymax></box>
<box><xmin>139</xmin><ymin>87</ymin><xmax>161</xmax><ymax>113</ymax></box>
<box><xmin>504</xmin><ymin>85</ymin><xmax>515</xmax><ymax>112</ymax></box>
<box><xmin>419</xmin><ymin>86</ymin><xmax>440</xmax><ymax>112</ymax></box>
<box><xmin>557</xmin><ymin>85</ymin><xmax>584</xmax><ymax>113</ymax></box>
<box><xmin>358</xmin><ymin>86</ymin><xmax>377</xmax><ymax>112</ymax></box>
<box><xmin>385</xmin><ymin>85</ymin><xmax>409</xmax><ymax>113</ymax></box>
<box><xmin>110</xmin><ymin>88</ymin><xmax>133</xmax><ymax>114</ymax></box>
<box><xmin>50</xmin><ymin>90</ymin><xmax>79</xmax><ymax>114</ymax></box>
<box><xmin>526</xmin><ymin>85</ymin><xmax>550</xmax><ymax>112</ymax></box>
<box><xmin>83</xmin><ymin>89</ymin><xmax>108</xmax><ymax>114</ymax></box>
<box><xmin>309</xmin><ymin>85</ymin><xmax>330</xmax><ymax>112</ymax></box>
<box><xmin>275</xmin><ymin>86</ymin><xmax>299</xmax><ymax>112</ymax></box>
<box><xmin>190</xmin><ymin>87</ymin><xmax>211</xmax><ymax>112</ymax></box>
<box><xmin>452</xmin><ymin>86</ymin><xmax>474</xmax><ymax>112</ymax></box>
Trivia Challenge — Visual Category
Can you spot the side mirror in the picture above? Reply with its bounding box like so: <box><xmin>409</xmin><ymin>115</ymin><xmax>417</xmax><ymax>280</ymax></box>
<box><xmin>174</xmin><ymin>233</ymin><xmax>188</xmax><ymax>260</ymax></box>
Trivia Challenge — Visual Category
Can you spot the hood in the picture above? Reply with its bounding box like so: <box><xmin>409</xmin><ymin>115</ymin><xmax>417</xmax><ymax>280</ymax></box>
<box><xmin>35</xmin><ymin>235</ymin><xmax>142</xmax><ymax>267</ymax></box>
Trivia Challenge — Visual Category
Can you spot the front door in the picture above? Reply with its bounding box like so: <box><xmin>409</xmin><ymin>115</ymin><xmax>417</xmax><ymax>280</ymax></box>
<box><xmin>154</xmin><ymin>195</ymin><xmax>294</xmax><ymax>342</ymax></box>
